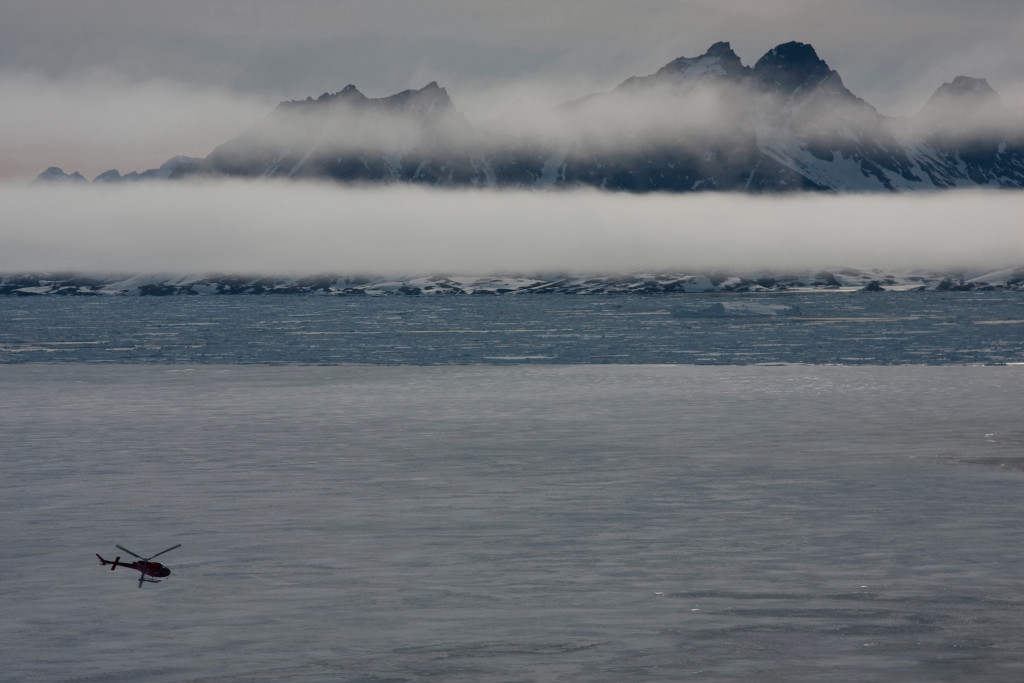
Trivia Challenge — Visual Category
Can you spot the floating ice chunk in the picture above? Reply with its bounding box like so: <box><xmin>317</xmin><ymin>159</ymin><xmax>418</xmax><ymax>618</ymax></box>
<box><xmin>671</xmin><ymin>302</ymin><xmax>802</xmax><ymax>318</ymax></box>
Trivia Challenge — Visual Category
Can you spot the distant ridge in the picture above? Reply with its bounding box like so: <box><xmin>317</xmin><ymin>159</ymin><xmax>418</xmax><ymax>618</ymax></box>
<box><xmin>4</xmin><ymin>268</ymin><xmax>1024</xmax><ymax>296</ymax></box>
<box><xmin>38</xmin><ymin>41</ymin><xmax>1024</xmax><ymax>193</ymax></box>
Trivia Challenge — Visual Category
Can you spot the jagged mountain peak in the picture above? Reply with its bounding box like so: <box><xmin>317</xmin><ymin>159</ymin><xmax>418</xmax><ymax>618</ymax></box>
<box><xmin>658</xmin><ymin>40</ymin><xmax>748</xmax><ymax>79</ymax></box>
<box><xmin>93</xmin><ymin>169</ymin><xmax>123</xmax><ymax>183</ymax></box>
<box><xmin>33</xmin><ymin>166</ymin><xmax>87</xmax><ymax>184</ymax></box>
<box><xmin>617</xmin><ymin>41</ymin><xmax>749</xmax><ymax>92</ymax></box>
<box><xmin>917</xmin><ymin>75</ymin><xmax>1010</xmax><ymax>140</ymax></box>
<box><xmin>753</xmin><ymin>41</ymin><xmax>848</xmax><ymax>97</ymax></box>
<box><xmin>326</xmin><ymin>84</ymin><xmax>370</xmax><ymax>104</ymax></box>
<box><xmin>279</xmin><ymin>81</ymin><xmax>456</xmax><ymax>117</ymax></box>
<box><xmin>705</xmin><ymin>41</ymin><xmax>737</xmax><ymax>58</ymax></box>
<box><xmin>294</xmin><ymin>80</ymin><xmax>454</xmax><ymax>112</ymax></box>
<box><xmin>275</xmin><ymin>85</ymin><xmax>369</xmax><ymax>112</ymax></box>
<box><xmin>380</xmin><ymin>81</ymin><xmax>456</xmax><ymax>115</ymax></box>
<box><xmin>620</xmin><ymin>40</ymin><xmax>852</xmax><ymax>101</ymax></box>
<box><xmin>925</xmin><ymin>75</ymin><xmax>1002</xmax><ymax>109</ymax></box>
<box><xmin>755</xmin><ymin>41</ymin><xmax>826</xmax><ymax>73</ymax></box>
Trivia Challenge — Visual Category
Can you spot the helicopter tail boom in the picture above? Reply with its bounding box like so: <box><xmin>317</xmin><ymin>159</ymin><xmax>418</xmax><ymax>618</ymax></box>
<box><xmin>96</xmin><ymin>554</ymin><xmax>121</xmax><ymax>570</ymax></box>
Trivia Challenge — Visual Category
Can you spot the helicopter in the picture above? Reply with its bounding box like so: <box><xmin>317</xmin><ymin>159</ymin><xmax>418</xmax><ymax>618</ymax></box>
<box><xmin>97</xmin><ymin>544</ymin><xmax>181</xmax><ymax>588</ymax></box>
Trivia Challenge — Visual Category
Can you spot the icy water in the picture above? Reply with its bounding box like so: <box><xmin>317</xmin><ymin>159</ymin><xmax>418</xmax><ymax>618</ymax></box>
<box><xmin>2</xmin><ymin>295</ymin><xmax>1024</xmax><ymax>682</ymax></box>
<box><xmin>2</xmin><ymin>291</ymin><xmax>1024</xmax><ymax>365</ymax></box>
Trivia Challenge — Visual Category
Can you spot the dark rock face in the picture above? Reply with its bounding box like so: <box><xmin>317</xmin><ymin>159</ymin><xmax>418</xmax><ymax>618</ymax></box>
<box><xmin>752</xmin><ymin>41</ymin><xmax>840</xmax><ymax>96</ymax></box>
<box><xmin>38</xmin><ymin>41</ymin><xmax>1024</xmax><ymax>193</ymax></box>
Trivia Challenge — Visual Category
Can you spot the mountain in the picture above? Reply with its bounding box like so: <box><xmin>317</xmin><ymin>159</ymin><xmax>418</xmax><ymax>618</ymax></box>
<box><xmin>33</xmin><ymin>167</ymin><xmax>87</xmax><ymax>184</ymax></box>
<box><xmin>90</xmin><ymin>155</ymin><xmax>202</xmax><ymax>183</ymax></box>
<box><xmin>195</xmin><ymin>82</ymin><xmax>481</xmax><ymax>183</ymax></box>
<box><xmin>37</xmin><ymin>41</ymin><xmax>1024</xmax><ymax>192</ymax></box>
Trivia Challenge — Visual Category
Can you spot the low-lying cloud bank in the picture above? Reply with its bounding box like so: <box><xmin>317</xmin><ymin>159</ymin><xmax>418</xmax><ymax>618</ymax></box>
<box><xmin>1</xmin><ymin>181</ymin><xmax>1021</xmax><ymax>275</ymax></box>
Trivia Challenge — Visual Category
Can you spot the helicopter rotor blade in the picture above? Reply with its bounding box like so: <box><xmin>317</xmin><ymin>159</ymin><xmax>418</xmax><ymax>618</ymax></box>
<box><xmin>147</xmin><ymin>544</ymin><xmax>182</xmax><ymax>561</ymax></box>
<box><xmin>115</xmin><ymin>544</ymin><xmax>144</xmax><ymax>560</ymax></box>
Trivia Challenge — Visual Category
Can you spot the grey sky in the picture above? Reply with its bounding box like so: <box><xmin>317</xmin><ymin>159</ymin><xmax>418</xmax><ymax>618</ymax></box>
<box><xmin>2</xmin><ymin>0</ymin><xmax>1023</xmax><ymax>179</ymax></box>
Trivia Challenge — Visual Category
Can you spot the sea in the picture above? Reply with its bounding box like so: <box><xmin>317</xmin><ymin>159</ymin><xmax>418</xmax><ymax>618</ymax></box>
<box><xmin>2</xmin><ymin>292</ymin><xmax>1023</xmax><ymax>682</ymax></box>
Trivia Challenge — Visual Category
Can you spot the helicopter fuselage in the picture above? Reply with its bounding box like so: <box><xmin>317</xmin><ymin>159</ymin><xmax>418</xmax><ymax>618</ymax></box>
<box><xmin>96</xmin><ymin>555</ymin><xmax>171</xmax><ymax>577</ymax></box>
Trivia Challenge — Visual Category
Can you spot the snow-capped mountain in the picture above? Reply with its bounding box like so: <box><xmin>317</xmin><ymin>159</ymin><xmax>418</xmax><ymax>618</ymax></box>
<box><xmin>38</xmin><ymin>41</ymin><xmax>1024</xmax><ymax>192</ymax></box>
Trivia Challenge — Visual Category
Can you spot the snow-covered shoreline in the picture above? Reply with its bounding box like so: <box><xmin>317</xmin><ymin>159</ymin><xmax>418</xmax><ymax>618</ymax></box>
<box><xmin>4</xmin><ymin>267</ymin><xmax>1023</xmax><ymax>296</ymax></box>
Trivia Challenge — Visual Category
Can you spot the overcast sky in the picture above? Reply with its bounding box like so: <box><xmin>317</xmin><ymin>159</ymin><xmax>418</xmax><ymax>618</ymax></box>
<box><xmin>2</xmin><ymin>0</ymin><xmax>1023</xmax><ymax>180</ymax></box>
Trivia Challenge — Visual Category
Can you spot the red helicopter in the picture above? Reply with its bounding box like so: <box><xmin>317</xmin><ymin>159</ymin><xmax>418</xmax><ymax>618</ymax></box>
<box><xmin>97</xmin><ymin>544</ymin><xmax>181</xmax><ymax>588</ymax></box>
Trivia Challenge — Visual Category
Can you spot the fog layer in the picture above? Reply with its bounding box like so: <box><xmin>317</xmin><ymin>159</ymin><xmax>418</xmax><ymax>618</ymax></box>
<box><xmin>2</xmin><ymin>182</ymin><xmax>1021</xmax><ymax>275</ymax></box>
<box><xmin>0</xmin><ymin>71</ymin><xmax>272</xmax><ymax>180</ymax></box>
